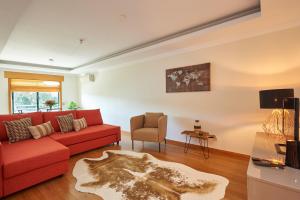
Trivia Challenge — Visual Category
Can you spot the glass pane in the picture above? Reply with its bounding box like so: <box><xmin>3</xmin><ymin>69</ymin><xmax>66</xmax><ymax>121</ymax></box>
<box><xmin>13</xmin><ymin>92</ymin><xmax>37</xmax><ymax>113</ymax></box>
<box><xmin>38</xmin><ymin>92</ymin><xmax>60</xmax><ymax>112</ymax></box>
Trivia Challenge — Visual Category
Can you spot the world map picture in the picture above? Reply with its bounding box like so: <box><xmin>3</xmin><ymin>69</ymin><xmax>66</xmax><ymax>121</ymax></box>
<box><xmin>166</xmin><ymin>63</ymin><xmax>210</xmax><ymax>93</ymax></box>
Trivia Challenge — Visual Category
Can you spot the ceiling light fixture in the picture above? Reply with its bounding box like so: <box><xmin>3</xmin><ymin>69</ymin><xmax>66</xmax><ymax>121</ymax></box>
<box><xmin>49</xmin><ymin>58</ymin><xmax>54</xmax><ymax>62</ymax></box>
<box><xmin>119</xmin><ymin>14</ymin><xmax>127</xmax><ymax>21</ymax></box>
<box><xmin>79</xmin><ymin>38</ymin><xmax>86</xmax><ymax>45</ymax></box>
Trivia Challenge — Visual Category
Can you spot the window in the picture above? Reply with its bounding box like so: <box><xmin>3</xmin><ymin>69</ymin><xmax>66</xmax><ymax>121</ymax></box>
<box><xmin>12</xmin><ymin>92</ymin><xmax>60</xmax><ymax>113</ymax></box>
<box><xmin>12</xmin><ymin>92</ymin><xmax>37</xmax><ymax>113</ymax></box>
<box><xmin>4</xmin><ymin>71</ymin><xmax>64</xmax><ymax>114</ymax></box>
<box><xmin>38</xmin><ymin>92</ymin><xmax>60</xmax><ymax>112</ymax></box>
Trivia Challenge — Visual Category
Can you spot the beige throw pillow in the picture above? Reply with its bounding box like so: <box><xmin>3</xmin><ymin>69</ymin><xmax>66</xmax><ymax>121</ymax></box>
<box><xmin>57</xmin><ymin>113</ymin><xmax>74</xmax><ymax>133</ymax></box>
<box><xmin>144</xmin><ymin>112</ymin><xmax>164</xmax><ymax>128</ymax></box>
<box><xmin>3</xmin><ymin>117</ymin><xmax>32</xmax><ymax>143</ymax></box>
<box><xmin>73</xmin><ymin>117</ymin><xmax>88</xmax><ymax>132</ymax></box>
<box><xmin>28</xmin><ymin>121</ymin><xmax>54</xmax><ymax>139</ymax></box>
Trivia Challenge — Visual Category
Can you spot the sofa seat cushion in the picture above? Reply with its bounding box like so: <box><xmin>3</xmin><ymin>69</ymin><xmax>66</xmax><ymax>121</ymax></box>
<box><xmin>50</xmin><ymin>124</ymin><xmax>120</xmax><ymax>146</ymax></box>
<box><xmin>2</xmin><ymin>137</ymin><xmax>69</xmax><ymax>178</ymax></box>
<box><xmin>132</xmin><ymin>128</ymin><xmax>159</xmax><ymax>142</ymax></box>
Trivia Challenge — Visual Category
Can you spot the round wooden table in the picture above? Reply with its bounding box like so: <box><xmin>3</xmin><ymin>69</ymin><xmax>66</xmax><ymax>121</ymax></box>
<box><xmin>181</xmin><ymin>130</ymin><xmax>216</xmax><ymax>159</ymax></box>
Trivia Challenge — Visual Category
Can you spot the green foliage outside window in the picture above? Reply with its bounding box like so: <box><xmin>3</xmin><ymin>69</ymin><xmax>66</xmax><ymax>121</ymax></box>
<box><xmin>12</xmin><ymin>92</ymin><xmax>59</xmax><ymax>113</ymax></box>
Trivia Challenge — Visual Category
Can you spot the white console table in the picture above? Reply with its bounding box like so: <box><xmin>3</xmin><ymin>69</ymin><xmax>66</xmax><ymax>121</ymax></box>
<box><xmin>247</xmin><ymin>132</ymin><xmax>300</xmax><ymax>200</ymax></box>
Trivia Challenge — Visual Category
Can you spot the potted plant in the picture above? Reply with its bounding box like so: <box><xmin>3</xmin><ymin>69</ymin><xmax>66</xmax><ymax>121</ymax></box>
<box><xmin>68</xmin><ymin>101</ymin><xmax>79</xmax><ymax>110</ymax></box>
<box><xmin>44</xmin><ymin>99</ymin><xmax>56</xmax><ymax>110</ymax></box>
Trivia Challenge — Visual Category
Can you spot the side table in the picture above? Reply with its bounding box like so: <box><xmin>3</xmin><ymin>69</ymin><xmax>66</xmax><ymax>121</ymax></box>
<box><xmin>181</xmin><ymin>130</ymin><xmax>216</xmax><ymax>159</ymax></box>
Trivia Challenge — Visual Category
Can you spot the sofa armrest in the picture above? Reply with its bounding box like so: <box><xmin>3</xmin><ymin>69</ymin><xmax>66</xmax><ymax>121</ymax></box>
<box><xmin>0</xmin><ymin>141</ymin><xmax>3</xmax><ymax>197</ymax></box>
<box><xmin>130</xmin><ymin>115</ymin><xmax>144</xmax><ymax>135</ymax></box>
<box><xmin>158</xmin><ymin>115</ymin><xmax>168</xmax><ymax>142</ymax></box>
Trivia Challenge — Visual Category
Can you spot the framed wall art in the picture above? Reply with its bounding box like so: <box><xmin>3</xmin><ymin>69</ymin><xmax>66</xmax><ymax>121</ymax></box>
<box><xmin>166</xmin><ymin>63</ymin><xmax>210</xmax><ymax>93</ymax></box>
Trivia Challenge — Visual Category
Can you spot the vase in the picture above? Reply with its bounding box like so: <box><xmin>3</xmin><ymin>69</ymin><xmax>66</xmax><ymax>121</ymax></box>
<box><xmin>194</xmin><ymin>120</ymin><xmax>201</xmax><ymax>134</ymax></box>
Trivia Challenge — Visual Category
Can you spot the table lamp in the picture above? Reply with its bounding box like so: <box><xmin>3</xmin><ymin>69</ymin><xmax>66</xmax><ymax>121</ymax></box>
<box><xmin>259</xmin><ymin>89</ymin><xmax>294</xmax><ymax>137</ymax></box>
<box><xmin>285</xmin><ymin>97</ymin><xmax>300</xmax><ymax>169</ymax></box>
<box><xmin>259</xmin><ymin>89</ymin><xmax>300</xmax><ymax>168</ymax></box>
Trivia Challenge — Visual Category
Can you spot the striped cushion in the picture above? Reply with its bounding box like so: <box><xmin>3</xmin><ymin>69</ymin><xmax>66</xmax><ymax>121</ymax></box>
<box><xmin>28</xmin><ymin>121</ymin><xmax>54</xmax><ymax>139</ymax></box>
<box><xmin>57</xmin><ymin>113</ymin><xmax>74</xmax><ymax>133</ymax></box>
<box><xmin>73</xmin><ymin>117</ymin><xmax>88</xmax><ymax>132</ymax></box>
<box><xmin>3</xmin><ymin>117</ymin><xmax>32</xmax><ymax>143</ymax></box>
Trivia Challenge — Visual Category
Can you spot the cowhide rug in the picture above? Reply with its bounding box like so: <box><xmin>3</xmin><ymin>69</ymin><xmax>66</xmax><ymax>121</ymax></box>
<box><xmin>73</xmin><ymin>150</ymin><xmax>229</xmax><ymax>200</ymax></box>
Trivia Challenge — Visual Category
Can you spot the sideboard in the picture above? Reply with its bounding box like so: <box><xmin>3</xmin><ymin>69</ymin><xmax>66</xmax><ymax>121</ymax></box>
<box><xmin>247</xmin><ymin>132</ymin><xmax>300</xmax><ymax>199</ymax></box>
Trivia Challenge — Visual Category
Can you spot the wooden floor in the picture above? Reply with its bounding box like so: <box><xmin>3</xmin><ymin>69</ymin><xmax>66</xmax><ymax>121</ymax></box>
<box><xmin>4</xmin><ymin>132</ymin><xmax>249</xmax><ymax>200</ymax></box>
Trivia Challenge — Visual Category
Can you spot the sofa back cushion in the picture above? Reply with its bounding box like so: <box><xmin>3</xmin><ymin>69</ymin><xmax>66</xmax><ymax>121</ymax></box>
<box><xmin>0</xmin><ymin>112</ymin><xmax>43</xmax><ymax>141</ymax></box>
<box><xmin>43</xmin><ymin>110</ymin><xmax>77</xmax><ymax>132</ymax></box>
<box><xmin>76</xmin><ymin>109</ymin><xmax>103</xmax><ymax>126</ymax></box>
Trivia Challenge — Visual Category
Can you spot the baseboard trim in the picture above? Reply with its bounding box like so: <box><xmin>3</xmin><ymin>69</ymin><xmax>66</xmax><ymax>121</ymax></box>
<box><xmin>121</xmin><ymin>131</ymin><xmax>250</xmax><ymax>160</ymax></box>
<box><xmin>166</xmin><ymin>139</ymin><xmax>250</xmax><ymax>160</ymax></box>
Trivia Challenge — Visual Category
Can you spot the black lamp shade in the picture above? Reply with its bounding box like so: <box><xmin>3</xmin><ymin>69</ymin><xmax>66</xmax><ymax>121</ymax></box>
<box><xmin>259</xmin><ymin>89</ymin><xmax>294</xmax><ymax>109</ymax></box>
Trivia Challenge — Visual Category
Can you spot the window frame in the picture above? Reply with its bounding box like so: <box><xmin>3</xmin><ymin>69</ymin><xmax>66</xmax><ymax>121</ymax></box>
<box><xmin>4</xmin><ymin>71</ymin><xmax>64</xmax><ymax>114</ymax></box>
<box><xmin>11</xmin><ymin>91</ymin><xmax>60</xmax><ymax>114</ymax></box>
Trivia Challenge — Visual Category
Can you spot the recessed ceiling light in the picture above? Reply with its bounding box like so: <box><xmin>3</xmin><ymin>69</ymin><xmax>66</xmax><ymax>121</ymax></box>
<box><xmin>49</xmin><ymin>58</ymin><xmax>54</xmax><ymax>62</ymax></box>
<box><xmin>119</xmin><ymin>14</ymin><xmax>127</xmax><ymax>21</ymax></box>
<box><xmin>79</xmin><ymin>38</ymin><xmax>86</xmax><ymax>45</ymax></box>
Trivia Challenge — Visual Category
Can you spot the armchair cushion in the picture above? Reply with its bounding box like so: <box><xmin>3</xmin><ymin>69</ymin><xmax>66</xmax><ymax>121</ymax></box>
<box><xmin>132</xmin><ymin>128</ymin><xmax>158</xmax><ymax>142</ymax></box>
<box><xmin>144</xmin><ymin>112</ymin><xmax>164</xmax><ymax>128</ymax></box>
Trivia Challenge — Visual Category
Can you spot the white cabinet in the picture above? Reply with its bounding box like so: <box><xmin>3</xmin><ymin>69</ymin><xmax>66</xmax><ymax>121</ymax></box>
<box><xmin>247</xmin><ymin>132</ymin><xmax>300</xmax><ymax>200</ymax></box>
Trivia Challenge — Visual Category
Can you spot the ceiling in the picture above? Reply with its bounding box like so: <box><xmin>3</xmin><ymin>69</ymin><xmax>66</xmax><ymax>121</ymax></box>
<box><xmin>0</xmin><ymin>0</ymin><xmax>260</xmax><ymax>73</ymax></box>
<box><xmin>0</xmin><ymin>0</ymin><xmax>300</xmax><ymax>74</ymax></box>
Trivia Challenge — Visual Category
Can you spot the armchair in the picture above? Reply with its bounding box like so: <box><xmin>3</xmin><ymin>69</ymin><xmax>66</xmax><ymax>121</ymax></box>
<box><xmin>130</xmin><ymin>112</ymin><xmax>167</xmax><ymax>152</ymax></box>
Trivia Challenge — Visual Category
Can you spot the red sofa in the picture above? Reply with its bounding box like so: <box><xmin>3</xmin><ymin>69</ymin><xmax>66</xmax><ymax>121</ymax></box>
<box><xmin>0</xmin><ymin>109</ymin><xmax>121</xmax><ymax>197</ymax></box>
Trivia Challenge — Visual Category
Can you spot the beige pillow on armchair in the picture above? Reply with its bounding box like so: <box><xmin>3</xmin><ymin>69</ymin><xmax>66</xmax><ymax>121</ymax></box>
<box><xmin>144</xmin><ymin>112</ymin><xmax>164</xmax><ymax>128</ymax></box>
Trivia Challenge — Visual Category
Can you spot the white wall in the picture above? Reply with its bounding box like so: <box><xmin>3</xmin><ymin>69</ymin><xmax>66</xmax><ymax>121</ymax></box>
<box><xmin>79</xmin><ymin>26</ymin><xmax>300</xmax><ymax>155</ymax></box>
<box><xmin>0</xmin><ymin>70</ymin><xmax>79</xmax><ymax>114</ymax></box>
<box><xmin>0</xmin><ymin>71</ymin><xmax>8</xmax><ymax>114</ymax></box>
<box><xmin>61</xmin><ymin>75</ymin><xmax>80</xmax><ymax>110</ymax></box>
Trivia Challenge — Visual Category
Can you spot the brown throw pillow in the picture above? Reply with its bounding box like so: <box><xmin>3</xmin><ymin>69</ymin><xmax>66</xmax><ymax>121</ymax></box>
<box><xmin>3</xmin><ymin>117</ymin><xmax>32</xmax><ymax>143</ymax></box>
<box><xmin>57</xmin><ymin>113</ymin><xmax>74</xmax><ymax>133</ymax></box>
<box><xmin>28</xmin><ymin>121</ymin><xmax>54</xmax><ymax>139</ymax></box>
<box><xmin>144</xmin><ymin>112</ymin><xmax>164</xmax><ymax>128</ymax></box>
<box><xmin>73</xmin><ymin>117</ymin><xmax>88</xmax><ymax>132</ymax></box>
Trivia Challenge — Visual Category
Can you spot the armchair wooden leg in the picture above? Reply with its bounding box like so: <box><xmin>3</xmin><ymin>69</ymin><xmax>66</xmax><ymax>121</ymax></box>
<box><xmin>164</xmin><ymin>138</ymin><xmax>167</xmax><ymax>145</ymax></box>
<box><xmin>132</xmin><ymin>140</ymin><xmax>134</xmax><ymax>150</ymax></box>
<box><xmin>159</xmin><ymin>142</ymin><xmax>161</xmax><ymax>152</ymax></box>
